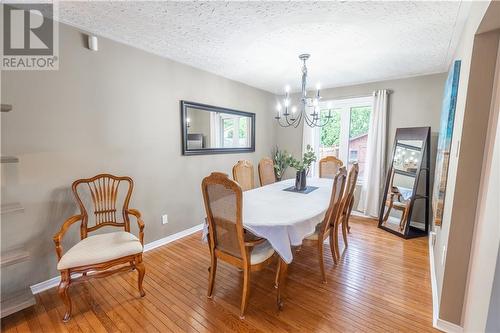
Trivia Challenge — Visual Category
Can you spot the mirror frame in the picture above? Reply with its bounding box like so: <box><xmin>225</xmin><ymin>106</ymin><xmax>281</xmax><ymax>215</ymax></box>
<box><xmin>180</xmin><ymin>100</ymin><xmax>256</xmax><ymax>156</ymax></box>
<box><xmin>378</xmin><ymin>126</ymin><xmax>431</xmax><ymax>239</ymax></box>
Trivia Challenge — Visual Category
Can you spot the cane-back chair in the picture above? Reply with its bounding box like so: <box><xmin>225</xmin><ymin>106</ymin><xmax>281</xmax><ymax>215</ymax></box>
<box><xmin>319</xmin><ymin>156</ymin><xmax>344</xmax><ymax>179</ymax></box>
<box><xmin>336</xmin><ymin>163</ymin><xmax>359</xmax><ymax>254</ymax></box>
<box><xmin>258</xmin><ymin>158</ymin><xmax>276</xmax><ymax>186</ymax></box>
<box><xmin>53</xmin><ymin>174</ymin><xmax>145</xmax><ymax>322</ymax></box>
<box><xmin>302</xmin><ymin>167</ymin><xmax>347</xmax><ymax>282</ymax></box>
<box><xmin>232</xmin><ymin>160</ymin><xmax>255</xmax><ymax>191</ymax></box>
<box><xmin>202</xmin><ymin>172</ymin><xmax>276</xmax><ymax>318</ymax></box>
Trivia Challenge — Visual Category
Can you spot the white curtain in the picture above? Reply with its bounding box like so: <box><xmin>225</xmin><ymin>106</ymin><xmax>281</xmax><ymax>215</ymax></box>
<box><xmin>302</xmin><ymin>119</ymin><xmax>320</xmax><ymax>177</ymax></box>
<box><xmin>359</xmin><ymin>89</ymin><xmax>389</xmax><ymax>217</ymax></box>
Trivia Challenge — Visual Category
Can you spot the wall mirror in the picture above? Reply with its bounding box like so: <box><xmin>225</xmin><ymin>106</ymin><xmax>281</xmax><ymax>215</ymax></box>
<box><xmin>181</xmin><ymin>101</ymin><xmax>255</xmax><ymax>155</ymax></box>
<box><xmin>378</xmin><ymin>127</ymin><xmax>431</xmax><ymax>239</ymax></box>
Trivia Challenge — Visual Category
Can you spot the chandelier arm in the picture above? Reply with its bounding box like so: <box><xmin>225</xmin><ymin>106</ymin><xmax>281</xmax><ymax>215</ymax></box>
<box><xmin>293</xmin><ymin>111</ymin><xmax>303</xmax><ymax>128</ymax></box>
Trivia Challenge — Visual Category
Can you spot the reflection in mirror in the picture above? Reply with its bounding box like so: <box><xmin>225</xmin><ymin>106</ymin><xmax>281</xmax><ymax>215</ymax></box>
<box><xmin>378</xmin><ymin>127</ymin><xmax>430</xmax><ymax>239</ymax></box>
<box><xmin>381</xmin><ymin>171</ymin><xmax>416</xmax><ymax>233</ymax></box>
<box><xmin>393</xmin><ymin>140</ymin><xmax>423</xmax><ymax>174</ymax></box>
<box><xmin>181</xmin><ymin>101</ymin><xmax>255</xmax><ymax>155</ymax></box>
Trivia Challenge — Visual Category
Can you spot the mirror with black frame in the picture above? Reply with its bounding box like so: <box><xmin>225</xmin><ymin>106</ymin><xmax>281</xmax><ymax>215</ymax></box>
<box><xmin>181</xmin><ymin>101</ymin><xmax>255</xmax><ymax>155</ymax></box>
<box><xmin>378</xmin><ymin>127</ymin><xmax>431</xmax><ymax>239</ymax></box>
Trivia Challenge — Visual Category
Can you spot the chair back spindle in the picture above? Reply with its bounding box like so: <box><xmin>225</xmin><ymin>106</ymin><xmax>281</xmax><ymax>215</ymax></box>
<box><xmin>72</xmin><ymin>174</ymin><xmax>133</xmax><ymax>239</ymax></box>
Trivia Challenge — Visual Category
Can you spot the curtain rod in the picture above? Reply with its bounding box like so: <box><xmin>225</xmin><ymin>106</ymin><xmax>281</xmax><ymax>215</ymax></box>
<box><xmin>323</xmin><ymin>89</ymin><xmax>393</xmax><ymax>101</ymax></box>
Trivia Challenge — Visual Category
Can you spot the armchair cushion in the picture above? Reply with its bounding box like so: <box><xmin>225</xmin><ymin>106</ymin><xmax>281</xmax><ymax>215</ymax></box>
<box><xmin>57</xmin><ymin>231</ymin><xmax>143</xmax><ymax>270</ymax></box>
<box><xmin>250</xmin><ymin>241</ymin><xmax>275</xmax><ymax>264</ymax></box>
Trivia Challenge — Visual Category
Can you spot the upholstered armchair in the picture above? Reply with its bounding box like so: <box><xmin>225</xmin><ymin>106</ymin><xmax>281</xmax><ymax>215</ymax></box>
<box><xmin>53</xmin><ymin>174</ymin><xmax>145</xmax><ymax>322</ymax></box>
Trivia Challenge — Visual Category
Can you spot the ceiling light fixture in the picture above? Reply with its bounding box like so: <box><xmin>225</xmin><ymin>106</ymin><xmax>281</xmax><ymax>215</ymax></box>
<box><xmin>275</xmin><ymin>54</ymin><xmax>332</xmax><ymax>128</ymax></box>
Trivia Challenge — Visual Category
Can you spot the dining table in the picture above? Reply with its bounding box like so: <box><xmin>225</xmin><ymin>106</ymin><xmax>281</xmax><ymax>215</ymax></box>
<box><xmin>241</xmin><ymin>177</ymin><xmax>334</xmax><ymax>308</ymax></box>
<box><xmin>202</xmin><ymin>177</ymin><xmax>335</xmax><ymax>308</ymax></box>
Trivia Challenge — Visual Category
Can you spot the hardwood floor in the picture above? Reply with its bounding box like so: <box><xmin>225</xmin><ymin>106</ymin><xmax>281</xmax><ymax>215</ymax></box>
<box><xmin>1</xmin><ymin>217</ymin><xmax>437</xmax><ymax>332</ymax></box>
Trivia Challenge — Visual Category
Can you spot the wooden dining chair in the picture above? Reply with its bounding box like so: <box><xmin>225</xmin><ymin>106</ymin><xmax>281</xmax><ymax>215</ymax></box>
<box><xmin>319</xmin><ymin>156</ymin><xmax>343</xmax><ymax>179</ymax></box>
<box><xmin>258</xmin><ymin>158</ymin><xmax>276</xmax><ymax>186</ymax></box>
<box><xmin>202</xmin><ymin>172</ymin><xmax>277</xmax><ymax>318</ymax></box>
<box><xmin>337</xmin><ymin>163</ymin><xmax>359</xmax><ymax>254</ymax></box>
<box><xmin>232</xmin><ymin>160</ymin><xmax>255</xmax><ymax>191</ymax></box>
<box><xmin>302</xmin><ymin>167</ymin><xmax>347</xmax><ymax>283</ymax></box>
<box><xmin>53</xmin><ymin>174</ymin><xmax>145</xmax><ymax>322</ymax></box>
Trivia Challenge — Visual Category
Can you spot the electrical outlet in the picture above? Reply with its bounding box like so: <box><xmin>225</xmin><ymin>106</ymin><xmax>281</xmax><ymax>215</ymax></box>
<box><xmin>162</xmin><ymin>214</ymin><xmax>168</xmax><ymax>225</ymax></box>
<box><xmin>441</xmin><ymin>245</ymin><xmax>447</xmax><ymax>266</ymax></box>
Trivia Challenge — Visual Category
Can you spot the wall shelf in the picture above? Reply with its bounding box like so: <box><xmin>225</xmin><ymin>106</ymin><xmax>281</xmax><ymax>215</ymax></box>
<box><xmin>1</xmin><ymin>104</ymin><xmax>13</xmax><ymax>112</ymax></box>
<box><xmin>1</xmin><ymin>249</ymin><xmax>30</xmax><ymax>268</ymax></box>
<box><xmin>0</xmin><ymin>289</ymin><xmax>35</xmax><ymax>318</ymax></box>
<box><xmin>1</xmin><ymin>202</ymin><xmax>24</xmax><ymax>215</ymax></box>
<box><xmin>1</xmin><ymin>156</ymin><xmax>19</xmax><ymax>163</ymax></box>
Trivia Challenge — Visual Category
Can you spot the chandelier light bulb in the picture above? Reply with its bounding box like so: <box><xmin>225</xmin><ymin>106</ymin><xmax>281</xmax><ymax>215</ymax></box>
<box><xmin>285</xmin><ymin>85</ymin><xmax>290</xmax><ymax>93</ymax></box>
<box><xmin>276</xmin><ymin>103</ymin><xmax>282</xmax><ymax>111</ymax></box>
<box><xmin>292</xmin><ymin>106</ymin><xmax>297</xmax><ymax>113</ymax></box>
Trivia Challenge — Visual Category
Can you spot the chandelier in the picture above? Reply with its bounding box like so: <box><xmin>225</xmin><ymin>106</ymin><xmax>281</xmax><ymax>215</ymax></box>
<box><xmin>275</xmin><ymin>54</ymin><xmax>333</xmax><ymax>128</ymax></box>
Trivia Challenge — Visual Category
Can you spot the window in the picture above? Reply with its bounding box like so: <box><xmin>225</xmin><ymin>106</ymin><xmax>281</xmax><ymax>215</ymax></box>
<box><xmin>319</xmin><ymin>96</ymin><xmax>372</xmax><ymax>181</ymax></box>
<box><xmin>220</xmin><ymin>114</ymin><xmax>250</xmax><ymax>148</ymax></box>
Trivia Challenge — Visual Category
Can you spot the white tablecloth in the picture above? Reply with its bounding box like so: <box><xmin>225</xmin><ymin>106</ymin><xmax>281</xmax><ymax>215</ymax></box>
<box><xmin>203</xmin><ymin>178</ymin><xmax>334</xmax><ymax>263</ymax></box>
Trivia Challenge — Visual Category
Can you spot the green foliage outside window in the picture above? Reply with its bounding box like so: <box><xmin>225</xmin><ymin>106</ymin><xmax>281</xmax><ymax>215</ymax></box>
<box><xmin>320</xmin><ymin>106</ymin><xmax>371</xmax><ymax>146</ymax></box>
<box><xmin>320</xmin><ymin>109</ymin><xmax>341</xmax><ymax>147</ymax></box>
<box><xmin>349</xmin><ymin>106</ymin><xmax>371</xmax><ymax>138</ymax></box>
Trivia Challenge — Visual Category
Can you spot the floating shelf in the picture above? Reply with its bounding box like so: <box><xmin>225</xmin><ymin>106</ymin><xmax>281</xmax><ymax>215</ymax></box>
<box><xmin>0</xmin><ymin>288</ymin><xmax>35</xmax><ymax>318</ymax></box>
<box><xmin>1</xmin><ymin>249</ymin><xmax>30</xmax><ymax>267</ymax></box>
<box><xmin>1</xmin><ymin>104</ymin><xmax>13</xmax><ymax>112</ymax></box>
<box><xmin>1</xmin><ymin>202</ymin><xmax>24</xmax><ymax>215</ymax></box>
<box><xmin>1</xmin><ymin>156</ymin><xmax>19</xmax><ymax>163</ymax></box>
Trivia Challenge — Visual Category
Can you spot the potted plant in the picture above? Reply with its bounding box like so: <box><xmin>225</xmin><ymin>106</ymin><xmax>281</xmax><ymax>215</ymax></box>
<box><xmin>289</xmin><ymin>145</ymin><xmax>317</xmax><ymax>191</ymax></box>
<box><xmin>272</xmin><ymin>146</ymin><xmax>292</xmax><ymax>181</ymax></box>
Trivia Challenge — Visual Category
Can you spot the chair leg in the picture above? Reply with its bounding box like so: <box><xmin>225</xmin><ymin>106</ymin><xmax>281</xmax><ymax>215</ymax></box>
<box><xmin>333</xmin><ymin>221</ymin><xmax>341</xmax><ymax>263</ymax></box>
<box><xmin>58</xmin><ymin>271</ymin><xmax>72</xmax><ymax>322</ymax></box>
<box><xmin>329</xmin><ymin>229</ymin><xmax>338</xmax><ymax>265</ymax></box>
<box><xmin>347</xmin><ymin>200</ymin><xmax>354</xmax><ymax>233</ymax></box>
<box><xmin>136</xmin><ymin>256</ymin><xmax>146</xmax><ymax>297</ymax></box>
<box><xmin>318</xmin><ymin>241</ymin><xmax>327</xmax><ymax>283</ymax></box>
<box><xmin>342</xmin><ymin>216</ymin><xmax>348</xmax><ymax>249</ymax></box>
<box><xmin>207</xmin><ymin>255</ymin><xmax>217</xmax><ymax>298</ymax></box>
<box><xmin>240</xmin><ymin>266</ymin><xmax>251</xmax><ymax>319</ymax></box>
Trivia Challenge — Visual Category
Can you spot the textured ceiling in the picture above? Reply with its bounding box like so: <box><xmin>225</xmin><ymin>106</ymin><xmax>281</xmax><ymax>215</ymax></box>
<box><xmin>58</xmin><ymin>1</ymin><xmax>465</xmax><ymax>93</ymax></box>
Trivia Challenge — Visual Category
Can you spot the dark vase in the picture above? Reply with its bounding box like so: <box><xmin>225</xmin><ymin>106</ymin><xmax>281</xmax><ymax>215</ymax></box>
<box><xmin>295</xmin><ymin>170</ymin><xmax>307</xmax><ymax>191</ymax></box>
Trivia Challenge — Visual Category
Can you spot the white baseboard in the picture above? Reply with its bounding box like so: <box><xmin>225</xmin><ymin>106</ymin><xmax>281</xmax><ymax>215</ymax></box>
<box><xmin>30</xmin><ymin>223</ymin><xmax>203</xmax><ymax>295</ymax></box>
<box><xmin>435</xmin><ymin>319</ymin><xmax>464</xmax><ymax>333</ymax></box>
<box><xmin>429</xmin><ymin>231</ymin><xmax>464</xmax><ymax>333</ymax></box>
<box><xmin>429</xmin><ymin>231</ymin><xmax>440</xmax><ymax>327</ymax></box>
<box><xmin>143</xmin><ymin>224</ymin><xmax>203</xmax><ymax>252</ymax></box>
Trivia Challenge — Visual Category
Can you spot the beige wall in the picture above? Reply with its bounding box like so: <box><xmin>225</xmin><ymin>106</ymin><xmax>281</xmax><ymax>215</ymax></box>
<box><xmin>0</xmin><ymin>22</ymin><xmax>276</xmax><ymax>290</ymax></box>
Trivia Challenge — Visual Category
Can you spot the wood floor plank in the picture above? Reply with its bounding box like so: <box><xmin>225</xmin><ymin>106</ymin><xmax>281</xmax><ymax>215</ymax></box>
<box><xmin>1</xmin><ymin>217</ymin><xmax>438</xmax><ymax>332</ymax></box>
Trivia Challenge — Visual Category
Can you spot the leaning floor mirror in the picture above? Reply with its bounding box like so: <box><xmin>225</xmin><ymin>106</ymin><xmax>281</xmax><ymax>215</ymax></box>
<box><xmin>378</xmin><ymin>127</ymin><xmax>431</xmax><ymax>239</ymax></box>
